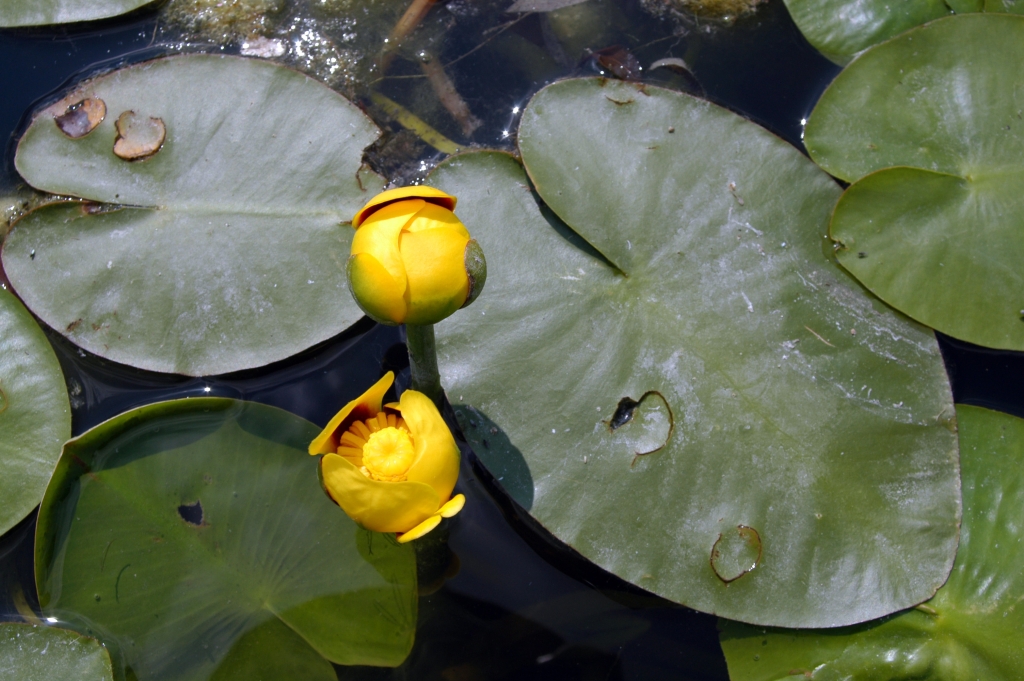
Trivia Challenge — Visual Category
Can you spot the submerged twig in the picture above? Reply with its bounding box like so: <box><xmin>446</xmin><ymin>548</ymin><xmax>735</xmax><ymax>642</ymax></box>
<box><xmin>380</xmin><ymin>0</ymin><xmax>440</xmax><ymax>74</ymax></box>
<box><xmin>370</xmin><ymin>92</ymin><xmax>461</xmax><ymax>154</ymax></box>
<box><xmin>420</xmin><ymin>55</ymin><xmax>482</xmax><ymax>137</ymax></box>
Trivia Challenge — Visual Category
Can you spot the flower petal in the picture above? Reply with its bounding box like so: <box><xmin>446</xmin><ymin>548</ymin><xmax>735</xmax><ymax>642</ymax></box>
<box><xmin>308</xmin><ymin>372</ymin><xmax>394</xmax><ymax>455</ymax></box>
<box><xmin>347</xmin><ymin>253</ymin><xmax>408</xmax><ymax>325</ymax></box>
<box><xmin>396</xmin><ymin>514</ymin><xmax>442</xmax><ymax>544</ymax></box>
<box><xmin>352</xmin><ymin>199</ymin><xmax>419</xmax><ymax>287</ymax></box>
<box><xmin>401</xmin><ymin>389</ymin><xmax>460</xmax><ymax>501</ymax></box>
<box><xmin>404</xmin><ymin>202</ymin><xmax>471</xmax><ymax>239</ymax></box>
<box><xmin>437</xmin><ymin>493</ymin><xmax>465</xmax><ymax>518</ymax></box>
<box><xmin>353</xmin><ymin>186</ymin><xmax>457</xmax><ymax>228</ymax></box>
<box><xmin>400</xmin><ymin>226</ymin><xmax>471</xmax><ymax>326</ymax></box>
<box><xmin>321</xmin><ymin>454</ymin><xmax>439</xmax><ymax>533</ymax></box>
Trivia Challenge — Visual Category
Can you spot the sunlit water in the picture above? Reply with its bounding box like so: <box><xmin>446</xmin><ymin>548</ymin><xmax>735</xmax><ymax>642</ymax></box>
<box><xmin>2</xmin><ymin>1</ymin><xmax>1023</xmax><ymax>678</ymax></box>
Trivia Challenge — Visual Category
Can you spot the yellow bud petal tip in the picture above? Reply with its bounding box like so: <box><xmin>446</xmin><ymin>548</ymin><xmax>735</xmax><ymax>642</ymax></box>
<box><xmin>437</xmin><ymin>494</ymin><xmax>465</xmax><ymax>518</ymax></box>
<box><xmin>397</xmin><ymin>514</ymin><xmax>442</xmax><ymax>543</ymax></box>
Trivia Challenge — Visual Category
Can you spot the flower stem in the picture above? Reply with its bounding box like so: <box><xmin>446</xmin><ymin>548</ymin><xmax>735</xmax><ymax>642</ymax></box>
<box><xmin>406</xmin><ymin>324</ymin><xmax>443</xmax><ymax>407</ymax></box>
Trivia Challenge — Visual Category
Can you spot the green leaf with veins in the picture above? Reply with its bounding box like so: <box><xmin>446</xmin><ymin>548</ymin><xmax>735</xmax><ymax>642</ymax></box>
<box><xmin>781</xmin><ymin>0</ymin><xmax>1024</xmax><ymax>64</ymax></box>
<box><xmin>806</xmin><ymin>14</ymin><xmax>1024</xmax><ymax>350</ymax></box>
<box><xmin>428</xmin><ymin>78</ymin><xmax>959</xmax><ymax>628</ymax></box>
<box><xmin>6</xmin><ymin>54</ymin><xmax>382</xmax><ymax>375</ymax></box>
<box><xmin>35</xmin><ymin>398</ymin><xmax>416</xmax><ymax>681</ymax></box>
<box><xmin>720</xmin><ymin>405</ymin><xmax>1024</xmax><ymax>681</ymax></box>
<box><xmin>0</xmin><ymin>286</ymin><xmax>70</xmax><ymax>536</ymax></box>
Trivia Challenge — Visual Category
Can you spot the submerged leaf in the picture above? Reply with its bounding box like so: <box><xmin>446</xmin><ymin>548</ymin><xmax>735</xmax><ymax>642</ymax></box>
<box><xmin>0</xmin><ymin>623</ymin><xmax>113</xmax><ymax>681</ymax></box>
<box><xmin>720</xmin><ymin>405</ymin><xmax>1024</xmax><ymax>680</ymax></box>
<box><xmin>806</xmin><ymin>14</ymin><xmax>1024</xmax><ymax>350</ymax></box>
<box><xmin>0</xmin><ymin>286</ymin><xmax>71</xmax><ymax>536</ymax></box>
<box><xmin>34</xmin><ymin>399</ymin><xmax>417</xmax><ymax>680</ymax></box>
<box><xmin>431</xmin><ymin>78</ymin><xmax>959</xmax><ymax>628</ymax></box>
<box><xmin>6</xmin><ymin>54</ymin><xmax>383</xmax><ymax>375</ymax></box>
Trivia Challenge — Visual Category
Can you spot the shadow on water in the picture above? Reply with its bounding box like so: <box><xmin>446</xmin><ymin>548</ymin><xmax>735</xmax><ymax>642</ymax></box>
<box><xmin>939</xmin><ymin>332</ymin><xmax>1024</xmax><ymax>420</ymax></box>
<box><xmin>452</xmin><ymin>404</ymin><xmax>535</xmax><ymax>511</ymax></box>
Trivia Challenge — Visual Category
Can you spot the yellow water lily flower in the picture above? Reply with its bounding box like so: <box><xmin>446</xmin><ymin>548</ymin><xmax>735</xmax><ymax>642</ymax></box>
<box><xmin>309</xmin><ymin>371</ymin><xmax>465</xmax><ymax>543</ymax></box>
<box><xmin>348</xmin><ymin>186</ymin><xmax>486</xmax><ymax>326</ymax></box>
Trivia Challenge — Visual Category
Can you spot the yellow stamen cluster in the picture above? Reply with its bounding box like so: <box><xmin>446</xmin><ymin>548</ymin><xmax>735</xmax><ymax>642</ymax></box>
<box><xmin>337</xmin><ymin>412</ymin><xmax>414</xmax><ymax>482</ymax></box>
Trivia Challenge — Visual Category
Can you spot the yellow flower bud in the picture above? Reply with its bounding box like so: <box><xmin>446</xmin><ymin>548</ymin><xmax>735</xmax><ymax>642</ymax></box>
<box><xmin>348</xmin><ymin>186</ymin><xmax>486</xmax><ymax>326</ymax></box>
<box><xmin>308</xmin><ymin>371</ymin><xmax>465</xmax><ymax>543</ymax></box>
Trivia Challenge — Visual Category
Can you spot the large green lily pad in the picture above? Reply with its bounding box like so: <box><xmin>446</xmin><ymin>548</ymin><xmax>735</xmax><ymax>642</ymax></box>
<box><xmin>782</xmin><ymin>0</ymin><xmax>1024</xmax><ymax>64</ymax></box>
<box><xmin>5</xmin><ymin>54</ymin><xmax>382</xmax><ymax>376</ymax></box>
<box><xmin>805</xmin><ymin>13</ymin><xmax>1024</xmax><ymax>351</ymax></box>
<box><xmin>0</xmin><ymin>0</ymin><xmax>153</xmax><ymax>27</ymax></box>
<box><xmin>0</xmin><ymin>622</ymin><xmax>113</xmax><ymax>681</ymax></box>
<box><xmin>430</xmin><ymin>78</ymin><xmax>960</xmax><ymax>628</ymax></box>
<box><xmin>0</xmin><ymin>286</ymin><xmax>71</xmax><ymax>536</ymax></box>
<box><xmin>35</xmin><ymin>398</ymin><xmax>417</xmax><ymax>680</ymax></box>
<box><xmin>720</xmin><ymin>404</ymin><xmax>1024</xmax><ymax>680</ymax></box>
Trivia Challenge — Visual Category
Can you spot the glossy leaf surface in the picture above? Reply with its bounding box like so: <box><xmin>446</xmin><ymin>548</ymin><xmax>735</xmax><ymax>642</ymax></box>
<box><xmin>0</xmin><ymin>286</ymin><xmax>71</xmax><ymax>536</ymax></box>
<box><xmin>0</xmin><ymin>622</ymin><xmax>113</xmax><ymax>681</ymax></box>
<box><xmin>782</xmin><ymin>0</ymin><xmax>1024</xmax><ymax>63</ymax></box>
<box><xmin>6</xmin><ymin>55</ymin><xmax>382</xmax><ymax>375</ymax></box>
<box><xmin>429</xmin><ymin>78</ymin><xmax>959</xmax><ymax>627</ymax></box>
<box><xmin>35</xmin><ymin>398</ymin><xmax>416</xmax><ymax>681</ymax></box>
<box><xmin>806</xmin><ymin>14</ymin><xmax>1024</xmax><ymax>350</ymax></box>
<box><xmin>721</xmin><ymin>405</ymin><xmax>1024</xmax><ymax>680</ymax></box>
<box><xmin>0</xmin><ymin>0</ymin><xmax>152</xmax><ymax>27</ymax></box>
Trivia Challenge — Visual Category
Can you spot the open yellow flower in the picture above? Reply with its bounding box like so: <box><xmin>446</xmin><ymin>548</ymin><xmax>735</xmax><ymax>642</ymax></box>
<box><xmin>309</xmin><ymin>371</ymin><xmax>465</xmax><ymax>543</ymax></box>
<box><xmin>348</xmin><ymin>186</ymin><xmax>486</xmax><ymax>326</ymax></box>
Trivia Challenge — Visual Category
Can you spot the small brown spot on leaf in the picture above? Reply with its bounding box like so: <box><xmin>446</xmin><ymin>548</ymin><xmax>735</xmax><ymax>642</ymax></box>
<box><xmin>66</xmin><ymin>318</ymin><xmax>83</xmax><ymax>332</ymax></box>
<box><xmin>113</xmin><ymin>111</ymin><xmax>166</xmax><ymax>161</ymax></box>
<box><xmin>605</xmin><ymin>95</ymin><xmax>635</xmax><ymax>106</ymax></box>
<box><xmin>710</xmin><ymin>525</ymin><xmax>762</xmax><ymax>583</ymax></box>
<box><xmin>54</xmin><ymin>98</ymin><xmax>106</xmax><ymax>138</ymax></box>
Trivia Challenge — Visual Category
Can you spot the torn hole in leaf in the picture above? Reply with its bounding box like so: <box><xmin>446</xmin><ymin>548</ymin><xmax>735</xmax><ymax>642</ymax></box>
<box><xmin>113</xmin><ymin>111</ymin><xmax>166</xmax><ymax>161</ymax></box>
<box><xmin>177</xmin><ymin>500</ymin><xmax>204</xmax><ymax>526</ymax></box>
<box><xmin>605</xmin><ymin>390</ymin><xmax>673</xmax><ymax>464</ymax></box>
<box><xmin>710</xmin><ymin>525</ymin><xmax>762</xmax><ymax>583</ymax></box>
<box><xmin>54</xmin><ymin>98</ymin><xmax>106</xmax><ymax>139</ymax></box>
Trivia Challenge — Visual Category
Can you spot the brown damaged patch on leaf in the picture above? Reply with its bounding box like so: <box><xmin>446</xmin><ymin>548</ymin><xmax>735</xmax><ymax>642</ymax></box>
<box><xmin>710</xmin><ymin>525</ymin><xmax>763</xmax><ymax>584</ymax></box>
<box><xmin>113</xmin><ymin>111</ymin><xmax>166</xmax><ymax>161</ymax></box>
<box><xmin>54</xmin><ymin>98</ymin><xmax>106</xmax><ymax>139</ymax></box>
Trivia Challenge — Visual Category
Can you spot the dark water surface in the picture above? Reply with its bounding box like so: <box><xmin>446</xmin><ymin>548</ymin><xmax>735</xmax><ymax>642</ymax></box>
<box><xmin>3</xmin><ymin>1</ymin><xmax>1023</xmax><ymax>679</ymax></box>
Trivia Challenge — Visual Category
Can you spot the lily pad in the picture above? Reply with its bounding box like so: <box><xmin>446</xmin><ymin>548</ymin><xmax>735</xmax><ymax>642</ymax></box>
<box><xmin>35</xmin><ymin>398</ymin><xmax>417</xmax><ymax>680</ymax></box>
<box><xmin>720</xmin><ymin>405</ymin><xmax>1024</xmax><ymax>680</ymax></box>
<box><xmin>430</xmin><ymin>78</ymin><xmax>960</xmax><ymax>628</ymax></box>
<box><xmin>805</xmin><ymin>13</ymin><xmax>1024</xmax><ymax>351</ymax></box>
<box><xmin>0</xmin><ymin>0</ymin><xmax>153</xmax><ymax>27</ymax></box>
<box><xmin>782</xmin><ymin>0</ymin><xmax>1024</xmax><ymax>64</ymax></box>
<box><xmin>0</xmin><ymin>286</ymin><xmax>71</xmax><ymax>536</ymax></box>
<box><xmin>0</xmin><ymin>622</ymin><xmax>113</xmax><ymax>681</ymax></box>
<box><xmin>6</xmin><ymin>54</ymin><xmax>383</xmax><ymax>376</ymax></box>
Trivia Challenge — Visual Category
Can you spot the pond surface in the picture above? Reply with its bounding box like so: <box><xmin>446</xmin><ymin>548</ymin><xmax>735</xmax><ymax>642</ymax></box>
<box><xmin>2</xmin><ymin>1</ymin><xmax>1024</xmax><ymax>679</ymax></box>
